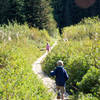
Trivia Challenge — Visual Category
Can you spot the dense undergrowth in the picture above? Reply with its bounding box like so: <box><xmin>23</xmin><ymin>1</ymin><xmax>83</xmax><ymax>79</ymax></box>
<box><xmin>0</xmin><ymin>22</ymin><xmax>56</xmax><ymax>100</ymax></box>
<box><xmin>42</xmin><ymin>17</ymin><xmax>100</xmax><ymax>100</ymax></box>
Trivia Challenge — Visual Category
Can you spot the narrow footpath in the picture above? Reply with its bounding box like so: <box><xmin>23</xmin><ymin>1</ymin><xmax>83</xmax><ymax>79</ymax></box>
<box><xmin>32</xmin><ymin>41</ymin><xmax>69</xmax><ymax>100</ymax></box>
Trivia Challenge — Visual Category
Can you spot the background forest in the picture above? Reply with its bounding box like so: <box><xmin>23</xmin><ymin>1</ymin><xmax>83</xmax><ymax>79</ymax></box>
<box><xmin>0</xmin><ymin>0</ymin><xmax>58</xmax><ymax>36</ymax></box>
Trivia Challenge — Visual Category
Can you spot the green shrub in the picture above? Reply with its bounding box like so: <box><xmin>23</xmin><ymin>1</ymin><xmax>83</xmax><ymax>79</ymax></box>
<box><xmin>42</xmin><ymin>38</ymin><xmax>100</xmax><ymax>99</ymax></box>
<box><xmin>72</xmin><ymin>92</ymin><xmax>99</xmax><ymax>100</ymax></box>
<box><xmin>77</xmin><ymin>66</ymin><xmax>100</xmax><ymax>97</ymax></box>
<box><xmin>42</xmin><ymin>41</ymin><xmax>93</xmax><ymax>91</ymax></box>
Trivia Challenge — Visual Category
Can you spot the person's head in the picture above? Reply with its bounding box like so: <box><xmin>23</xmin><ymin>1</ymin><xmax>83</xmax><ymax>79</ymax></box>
<box><xmin>57</xmin><ymin>60</ymin><xmax>64</xmax><ymax>66</ymax></box>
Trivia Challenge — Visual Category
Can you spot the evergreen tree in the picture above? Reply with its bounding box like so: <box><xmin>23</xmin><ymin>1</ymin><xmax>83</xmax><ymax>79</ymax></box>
<box><xmin>0</xmin><ymin>0</ymin><xmax>9</xmax><ymax>24</ymax></box>
<box><xmin>24</xmin><ymin>0</ymin><xmax>57</xmax><ymax>36</ymax></box>
<box><xmin>7</xmin><ymin>0</ymin><xmax>25</xmax><ymax>23</ymax></box>
<box><xmin>24</xmin><ymin>0</ymin><xmax>50</xmax><ymax>29</ymax></box>
<box><xmin>51</xmin><ymin>0</ymin><xmax>64</xmax><ymax>27</ymax></box>
<box><xmin>0</xmin><ymin>0</ymin><xmax>25</xmax><ymax>24</ymax></box>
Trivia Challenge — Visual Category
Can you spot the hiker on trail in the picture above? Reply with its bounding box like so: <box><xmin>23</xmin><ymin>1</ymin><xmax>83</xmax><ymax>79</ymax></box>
<box><xmin>50</xmin><ymin>60</ymin><xmax>69</xmax><ymax>100</ymax></box>
<box><xmin>46</xmin><ymin>42</ymin><xmax>50</xmax><ymax>52</ymax></box>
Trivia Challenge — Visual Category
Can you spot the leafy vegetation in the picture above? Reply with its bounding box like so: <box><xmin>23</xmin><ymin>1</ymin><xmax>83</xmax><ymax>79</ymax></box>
<box><xmin>62</xmin><ymin>17</ymin><xmax>100</xmax><ymax>40</ymax></box>
<box><xmin>0</xmin><ymin>22</ymin><xmax>55</xmax><ymax>99</ymax></box>
<box><xmin>42</xmin><ymin>17</ymin><xmax>100</xmax><ymax>100</ymax></box>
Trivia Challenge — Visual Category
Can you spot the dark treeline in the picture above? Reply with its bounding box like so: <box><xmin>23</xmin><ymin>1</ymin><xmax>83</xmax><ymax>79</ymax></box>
<box><xmin>52</xmin><ymin>0</ymin><xmax>100</xmax><ymax>27</ymax></box>
<box><xmin>63</xmin><ymin>0</ymin><xmax>100</xmax><ymax>26</ymax></box>
<box><xmin>0</xmin><ymin>0</ymin><xmax>25</xmax><ymax>24</ymax></box>
<box><xmin>0</xmin><ymin>0</ymin><xmax>57</xmax><ymax>35</ymax></box>
<box><xmin>1</xmin><ymin>0</ymin><xmax>100</xmax><ymax>34</ymax></box>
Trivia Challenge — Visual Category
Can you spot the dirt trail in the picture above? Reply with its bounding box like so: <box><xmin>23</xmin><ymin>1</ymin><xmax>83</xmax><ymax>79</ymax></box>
<box><xmin>32</xmin><ymin>41</ymin><xmax>69</xmax><ymax>100</ymax></box>
<box><xmin>32</xmin><ymin>41</ymin><xmax>57</xmax><ymax>99</ymax></box>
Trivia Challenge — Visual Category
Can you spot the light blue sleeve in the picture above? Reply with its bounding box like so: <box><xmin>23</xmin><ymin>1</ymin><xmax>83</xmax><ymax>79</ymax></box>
<box><xmin>64</xmin><ymin>69</ymin><xmax>69</xmax><ymax>80</ymax></box>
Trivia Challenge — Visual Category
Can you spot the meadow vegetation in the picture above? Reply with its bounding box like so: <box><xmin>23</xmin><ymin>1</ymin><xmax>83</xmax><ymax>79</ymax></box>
<box><xmin>42</xmin><ymin>17</ymin><xmax>100</xmax><ymax>100</ymax></box>
<box><xmin>0</xmin><ymin>22</ymin><xmax>55</xmax><ymax>100</ymax></box>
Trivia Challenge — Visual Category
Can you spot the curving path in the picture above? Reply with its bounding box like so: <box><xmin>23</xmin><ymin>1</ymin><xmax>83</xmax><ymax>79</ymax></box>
<box><xmin>32</xmin><ymin>41</ymin><xmax>69</xmax><ymax>100</ymax></box>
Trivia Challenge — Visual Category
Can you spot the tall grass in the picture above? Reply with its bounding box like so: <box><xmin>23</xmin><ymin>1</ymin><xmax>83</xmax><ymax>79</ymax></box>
<box><xmin>0</xmin><ymin>22</ymin><xmax>55</xmax><ymax>99</ymax></box>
